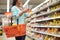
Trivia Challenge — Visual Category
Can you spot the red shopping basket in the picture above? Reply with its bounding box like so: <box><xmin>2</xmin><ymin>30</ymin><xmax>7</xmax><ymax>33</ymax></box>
<box><xmin>3</xmin><ymin>17</ymin><xmax>26</xmax><ymax>38</ymax></box>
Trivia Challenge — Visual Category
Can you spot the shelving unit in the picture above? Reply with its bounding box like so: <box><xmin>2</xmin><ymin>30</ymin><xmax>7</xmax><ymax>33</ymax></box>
<box><xmin>26</xmin><ymin>0</ymin><xmax>60</xmax><ymax>40</ymax></box>
<box><xmin>29</xmin><ymin>0</ymin><xmax>60</xmax><ymax>18</ymax></box>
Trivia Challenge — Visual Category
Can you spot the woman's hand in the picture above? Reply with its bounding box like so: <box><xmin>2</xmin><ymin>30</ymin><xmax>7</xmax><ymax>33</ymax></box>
<box><xmin>23</xmin><ymin>9</ymin><xmax>29</xmax><ymax>12</ymax></box>
<box><xmin>19</xmin><ymin>9</ymin><xmax>29</xmax><ymax>16</ymax></box>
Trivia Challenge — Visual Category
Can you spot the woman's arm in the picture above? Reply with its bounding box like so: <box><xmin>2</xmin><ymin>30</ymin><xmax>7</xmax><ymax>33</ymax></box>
<box><xmin>19</xmin><ymin>9</ymin><xmax>29</xmax><ymax>16</ymax></box>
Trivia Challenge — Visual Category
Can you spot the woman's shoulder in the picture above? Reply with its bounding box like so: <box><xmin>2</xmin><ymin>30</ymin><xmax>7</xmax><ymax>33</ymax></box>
<box><xmin>11</xmin><ymin>6</ymin><xmax>17</xmax><ymax>10</ymax></box>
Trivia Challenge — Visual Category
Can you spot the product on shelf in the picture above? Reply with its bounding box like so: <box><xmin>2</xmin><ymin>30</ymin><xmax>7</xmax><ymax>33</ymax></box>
<box><xmin>34</xmin><ymin>33</ymin><xmax>40</xmax><ymax>38</ymax></box>
<box><xmin>56</xmin><ymin>4</ymin><xmax>60</xmax><ymax>9</ymax></box>
<box><xmin>40</xmin><ymin>34</ymin><xmax>46</xmax><ymax>40</ymax></box>
<box><xmin>47</xmin><ymin>28</ymin><xmax>59</xmax><ymax>34</ymax></box>
<box><xmin>48</xmin><ymin>21</ymin><xmax>53</xmax><ymax>26</ymax></box>
<box><xmin>55</xmin><ymin>37</ymin><xmax>60</xmax><ymax>40</ymax></box>
<box><xmin>53</xmin><ymin>37</ymin><xmax>56</xmax><ymax>40</ymax></box>
<box><xmin>36</xmin><ymin>16</ymin><xmax>45</xmax><ymax>20</ymax></box>
<box><xmin>58</xmin><ymin>28</ymin><xmax>60</xmax><ymax>35</ymax></box>
<box><xmin>40</xmin><ymin>28</ymin><xmax>47</xmax><ymax>32</ymax></box>
<box><xmin>54</xmin><ymin>28</ymin><xmax>58</xmax><ymax>34</ymax></box>
<box><xmin>36</xmin><ymin>19</ymin><xmax>60</xmax><ymax>26</ymax></box>
<box><xmin>50</xmin><ymin>12</ymin><xmax>60</xmax><ymax>18</ymax></box>
<box><xmin>47</xmin><ymin>28</ymin><xmax>52</xmax><ymax>33</ymax></box>
<box><xmin>44</xmin><ymin>35</ymin><xmax>49</xmax><ymax>40</ymax></box>
<box><xmin>52</xmin><ymin>28</ymin><xmax>55</xmax><ymax>33</ymax></box>
<box><xmin>50</xmin><ymin>7</ymin><xmax>55</xmax><ymax>11</ymax></box>
<box><xmin>50</xmin><ymin>4</ymin><xmax>60</xmax><ymax>11</ymax></box>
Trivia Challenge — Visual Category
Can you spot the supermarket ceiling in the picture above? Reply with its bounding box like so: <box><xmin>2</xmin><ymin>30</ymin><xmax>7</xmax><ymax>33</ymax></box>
<box><xmin>0</xmin><ymin>0</ymin><xmax>45</xmax><ymax>6</ymax></box>
<box><xmin>0</xmin><ymin>0</ymin><xmax>45</xmax><ymax>12</ymax></box>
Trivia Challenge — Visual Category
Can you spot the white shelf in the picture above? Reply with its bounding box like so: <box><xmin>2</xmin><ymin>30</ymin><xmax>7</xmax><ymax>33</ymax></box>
<box><xmin>31</xmin><ymin>30</ymin><xmax>60</xmax><ymax>37</ymax></box>
<box><xmin>25</xmin><ymin>18</ymin><xmax>31</xmax><ymax>21</ymax></box>
<box><xmin>27</xmin><ymin>11</ymin><xmax>38</xmax><ymax>18</ymax></box>
<box><xmin>31</xmin><ymin>16</ymin><xmax>60</xmax><ymax>22</ymax></box>
<box><xmin>31</xmin><ymin>24</ymin><xmax>60</xmax><ymax>28</ymax></box>
<box><xmin>27</xmin><ymin>23</ymin><xmax>30</xmax><ymax>26</ymax></box>
<box><xmin>27</xmin><ymin>34</ymin><xmax>42</xmax><ymax>40</ymax></box>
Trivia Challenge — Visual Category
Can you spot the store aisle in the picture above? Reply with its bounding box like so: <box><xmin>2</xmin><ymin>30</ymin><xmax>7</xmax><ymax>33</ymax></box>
<box><xmin>3</xmin><ymin>33</ymin><xmax>15</xmax><ymax>40</ymax></box>
<box><xmin>0</xmin><ymin>36</ymin><xmax>3</xmax><ymax>40</ymax></box>
<box><xmin>25</xmin><ymin>36</ymin><xmax>32</xmax><ymax>40</ymax></box>
<box><xmin>0</xmin><ymin>33</ymin><xmax>32</xmax><ymax>40</ymax></box>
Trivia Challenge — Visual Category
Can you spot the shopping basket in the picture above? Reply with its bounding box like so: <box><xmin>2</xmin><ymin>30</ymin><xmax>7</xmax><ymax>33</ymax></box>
<box><xmin>3</xmin><ymin>17</ymin><xmax>26</xmax><ymax>38</ymax></box>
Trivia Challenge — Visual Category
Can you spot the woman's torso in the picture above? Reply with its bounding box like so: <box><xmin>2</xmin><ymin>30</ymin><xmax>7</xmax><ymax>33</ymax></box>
<box><xmin>11</xmin><ymin>6</ymin><xmax>27</xmax><ymax>24</ymax></box>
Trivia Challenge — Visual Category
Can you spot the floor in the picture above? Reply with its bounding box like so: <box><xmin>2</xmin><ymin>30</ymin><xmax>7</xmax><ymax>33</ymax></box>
<box><xmin>0</xmin><ymin>33</ymin><xmax>32</xmax><ymax>40</ymax></box>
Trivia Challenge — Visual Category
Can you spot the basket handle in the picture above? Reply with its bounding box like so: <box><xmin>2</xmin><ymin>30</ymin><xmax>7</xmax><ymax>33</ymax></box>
<box><xmin>11</xmin><ymin>16</ymin><xmax>19</xmax><ymax>26</ymax></box>
<box><xmin>11</xmin><ymin>17</ymin><xmax>13</xmax><ymax>26</ymax></box>
<box><xmin>17</xmin><ymin>18</ymin><xmax>19</xmax><ymax>25</ymax></box>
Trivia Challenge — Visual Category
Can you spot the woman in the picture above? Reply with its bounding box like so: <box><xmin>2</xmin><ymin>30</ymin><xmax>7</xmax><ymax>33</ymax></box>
<box><xmin>11</xmin><ymin>0</ymin><xmax>29</xmax><ymax>40</ymax></box>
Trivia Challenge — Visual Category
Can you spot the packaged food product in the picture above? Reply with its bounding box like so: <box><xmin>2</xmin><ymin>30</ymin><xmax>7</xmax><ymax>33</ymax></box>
<box><xmin>53</xmin><ymin>12</ymin><xmax>57</xmax><ymax>18</ymax></box>
<box><xmin>48</xmin><ymin>37</ymin><xmax>52</xmax><ymax>40</ymax></box>
<box><xmin>49</xmin><ymin>22</ymin><xmax>53</xmax><ymax>26</ymax></box>
<box><xmin>54</xmin><ymin>28</ymin><xmax>58</xmax><ymax>34</ymax></box>
<box><xmin>56</xmin><ymin>4</ymin><xmax>60</xmax><ymax>9</ymax></box>
<box><xmin>47</xmin><ymin>28</ymin><xmax>52</xmax><ymax>33</ymax></box>
<box><xmin>40</xmin><ymin>34</ymin><xmax>45</xmax><ymax>40</ymax></box>
<box><xmin>34</xmin><ymin>34</ymin><xmax>40</xmax><ymax>38</ymax></box>
<box><xmin>57</xmin><ymin>12</ymin><xmax>60</xmax><ymax>16</ymax></box>
<box><xmin>56</xmin><ymin>20</ymin><xmax>60</xmax><ymax>26</ymax></box>
<box><xmin>53</xmin><ymin>20</ymin><xmax>58</xmax><ymax>26</ymax></box>
<box><xmin>36</xmin><ymin>28</ymin><xmax>40</xmax><ymax>31</ymax></box>
<box><xmin>55</xmin><ymin>37</ymin><xmax>60</xmax><ymax>40</ymax></box>
<box><xmin>53</xmin><ymin>37</ymin><xmax>56</xmax><ymax>40</ymax></box>
<box><xmin>41</xmin><ymin>28</ymin><xmax>47</xmax><ymax>32</ymax></box>
<box><xmin>44</xmin><ymin>35</ymin><xmax>49</xmax><ymax>40</ymax></box>
<box><xmin>37</xmin><ymin>16</ymin><xmax>44</xmax><ymax>20</ymax></box>
<box><xmin>50</xmin><ymin>7</ymin><xmax>56</xmax><ymax>11</ymax></box>
<box><xmin>52</xmin><ymin>28</ymin><xmax>55</xmax><ymax>33</ymax></box>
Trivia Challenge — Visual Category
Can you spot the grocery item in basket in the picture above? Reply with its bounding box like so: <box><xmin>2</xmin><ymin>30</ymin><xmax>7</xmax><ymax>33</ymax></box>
<box><xmin>0</xmin><ymin>29</ymin><xmax>3</xmax><ymax>36</ymax></box>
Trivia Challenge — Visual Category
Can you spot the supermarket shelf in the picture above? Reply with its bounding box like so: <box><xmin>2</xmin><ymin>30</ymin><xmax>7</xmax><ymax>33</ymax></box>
<box><xmin>30</xmin><ymin>0</ymin><xmax>60</xmax><ymax>17</ymax></box>
<box><xmin>27</xmin><ymin>10</ymin><xmax>38</xmax><ymax>18</ymax></box>
<box><xmin>39</xmin><ymin>0</ymin><xmax>60</xmax><ymax>11</ymax></box>
<box><xmin>29</xmin><ymin>8</ymin><xmax>60</xmax><ymax>20</ymax></box>
<box><xmin>31</xmin><ymin>24</ymin><xmax>60</xmax><ymax>28</ymax></box>
<box><xmin>32</xmin><ymin>0</ymin><xmax>49</xmax><ymax>11</ymax></box>
<box><xmin>31</xmin><ymin>16</ymin><xmax>60</xmax><ymax>22</ymax></box>
<box><xmin>27</xmin><ymin>23</ymin><xmax>30</xmax><ymax>26</ymax></box>
<box><xmin>25</xmin><ymin>18</ymin><xmax>31</xmax><ymax>21</ymax></box>
<box><xmin>32</xmin><ymin>8</ymin><xmax>60</xmax><ymax>18</ymax></box>
<box><xmin>49</xmin><ymin>0</ymin><xmax>60</xmax><ymax>7</ymax></box>
<box><xmin>31</xmin><ymin>30</ymin><xmax>60</xmax><ymax>37</ymax></box>
<box><xmin>26</xmin><ymin>0</ymin><xmax>60</xmax><ymax>40</ymax></box>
